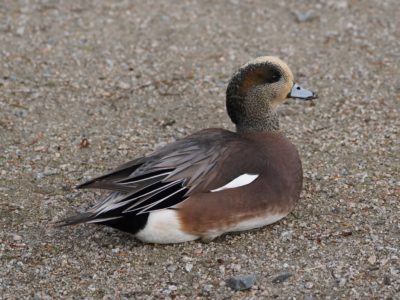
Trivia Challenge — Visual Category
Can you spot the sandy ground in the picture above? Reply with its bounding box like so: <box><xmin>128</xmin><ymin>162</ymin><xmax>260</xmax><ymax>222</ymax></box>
<box><xmin>1</xmin><ymin>0</ymin><xmax>399</xmax><ymax>299</ymax></box>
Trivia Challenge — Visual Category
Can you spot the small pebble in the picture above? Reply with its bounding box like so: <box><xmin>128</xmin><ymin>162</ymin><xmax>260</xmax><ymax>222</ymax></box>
<box><xmin>304</xmin><ymin>282</ymin><xmax>314</xmax><ymax>289</ymax></box>
<box><xmin>118</xmin><ymin>82</ymin><xmax>130</xmax><ymax>89</ymax></box>
<box><xmin>184</xmin><ymin>263</ymin><xmax>193</xmax><ymax>272</ymax></box>
<box><xmin>226</xmin><ymin>274</ymin><xmax>256</xmax><ymax>291</ymax></box>
<box><xmin>43</xmin><ymin>167</ymin><xmax>60</xmax><ymax>176</ymax></box>
<box><xmin>292</xmin><ymin>10</ymin><xmax>315</xmax><ymax>22</ymax></box>
<box><xmin>166</xmin><ymin>264</ymin><xmax>177</xmax><ymax>272</ymax></box>
<box><xmin>272</xmin><ymin>273</ymin><xmax>293</xmax><ymax>284</ymax></box>
<box><xmin>202</xmin><ymin>284</ymin><xmax>213</xmax><ymax>293</ymax></box>
<box><xmin>12</xmin><ymin>234</ymin><xmax>22</xmax><ymax>241</ymax></box>
<box><xmin>168</xmin><ymin>285</ymin><xmax>177</xmax><ymax>291</ymax></box>
<box><xmin>35</xmin><ymin>172</ymin><xmax>44</xmax><ymax>180</ymax></box>
<box><xmin>280</xmin><ymin>230</ymin><xmax>293</xmax><ymax>241</ymax></box>
<box><xmin>336</xmin><ymin>277</ymin><xmax>347</xmax><ymax>287</ymax></box>
<box><xmin>16</xmin><ymin>26</ymin><xmax>25</xmax><ymax>36</ymax></box>
<box><xmin>368</xmin><ymin>255</ymin><xmax>377</xmax><ymax>264</ymax></box>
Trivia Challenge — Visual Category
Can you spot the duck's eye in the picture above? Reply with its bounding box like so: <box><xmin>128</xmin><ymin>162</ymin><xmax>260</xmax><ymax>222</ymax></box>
<box><xmin>264</xmin><ymin>71</ymin><xmax>281</xmax><ymax>84</ymax></box>
<box><xmin>272</xmin><ymin>73</ymin><xmax>280</xmax><ymax>81</ymax></box>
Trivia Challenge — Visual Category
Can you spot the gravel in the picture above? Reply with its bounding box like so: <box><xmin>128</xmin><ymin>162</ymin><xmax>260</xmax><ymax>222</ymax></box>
<box><xmin>1</xmin><ymin>0</ymin><xmax>399</xmax><ymax>299</ymax></box>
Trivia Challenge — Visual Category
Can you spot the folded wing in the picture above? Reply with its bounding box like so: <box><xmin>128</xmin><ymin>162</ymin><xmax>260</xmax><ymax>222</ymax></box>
<box><xmin>59</xmin><ymin>129</ymin><xmax>266</xmax><ymax>226</ymax></box>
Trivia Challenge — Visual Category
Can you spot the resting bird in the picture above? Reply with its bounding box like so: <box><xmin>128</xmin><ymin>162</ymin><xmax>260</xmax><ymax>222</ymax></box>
<box><xmin>59</xmin><ymin>56</ymin><xmax>317</xmax><ymax>243</ymax></box>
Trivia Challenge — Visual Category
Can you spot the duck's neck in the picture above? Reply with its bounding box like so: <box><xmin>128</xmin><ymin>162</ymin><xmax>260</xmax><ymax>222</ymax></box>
<box><xmin>227</xmin><ymin>95</ymin><xmax>280</xmax><ymax>134</ymax></box>
<box><xmin>235</xmin><ymin>112</ymin><xmax>280</xmax><ymax>134</ymax></box>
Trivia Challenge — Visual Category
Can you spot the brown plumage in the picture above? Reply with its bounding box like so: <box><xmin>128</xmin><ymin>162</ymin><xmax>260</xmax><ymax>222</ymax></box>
<box><xmin>178</xmin><ymin>131</ymin><xmax>303</xmax><ymax>238</ymax></box>
<box><xmin>58</xmin><ymin>56</ymin><xmax>317</xmax><ymax>244</ymax></box>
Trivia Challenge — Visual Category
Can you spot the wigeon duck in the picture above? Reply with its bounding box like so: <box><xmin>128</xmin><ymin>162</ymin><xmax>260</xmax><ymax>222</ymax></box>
<box><xmin>59</xmin><ymin>56</ymin><xmax>317</xmax><ymax>243</ymax></box>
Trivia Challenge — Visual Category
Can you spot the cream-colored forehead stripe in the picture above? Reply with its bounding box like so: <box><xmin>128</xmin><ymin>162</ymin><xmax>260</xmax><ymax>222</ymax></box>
<box><xmin>241</xmin><ymin>56</ymin><xmax>294</xmax><ymax>81</ymax></box>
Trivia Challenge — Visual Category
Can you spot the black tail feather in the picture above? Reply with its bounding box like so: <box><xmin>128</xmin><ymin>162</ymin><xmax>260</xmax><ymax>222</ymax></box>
<box><xmin>56</xmin><ymin>211</ymin><xmax>150</xmax><ymax>235</ymax></box>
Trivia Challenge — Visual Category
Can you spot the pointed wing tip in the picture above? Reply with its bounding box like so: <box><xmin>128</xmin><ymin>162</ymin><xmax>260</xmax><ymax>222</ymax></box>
<box><xmin>75</xmin><ymin>184</ymin><xmax>85</xmax><ymax>190</ymax></box>
<box><xmin>75</xmin><ymin>179</ymin><xmax>96</xmax><ymax>189</ymax></box>
<box><xmin>55</xmin><ymin>212</ymin><xmax>94</xmax><ymax>227</ymax></box>
<box><xmin>53</xmin><ymin>220</ymin><xmax>71</xmax><ymax>228</ymax></box>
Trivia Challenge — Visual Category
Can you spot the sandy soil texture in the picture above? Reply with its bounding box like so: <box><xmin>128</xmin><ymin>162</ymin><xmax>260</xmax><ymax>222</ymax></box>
<box><xmin>1</xmin><ymin>0</ymin><xmax>399</xmax><ymax>299</ymax></box>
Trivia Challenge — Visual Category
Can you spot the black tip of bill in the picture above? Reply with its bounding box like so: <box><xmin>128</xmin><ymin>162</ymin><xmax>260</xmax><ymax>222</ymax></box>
<box><xmin>288</xmin><ymin>83</ymin><xmax>318</xmax><ymax>100</ymax></box>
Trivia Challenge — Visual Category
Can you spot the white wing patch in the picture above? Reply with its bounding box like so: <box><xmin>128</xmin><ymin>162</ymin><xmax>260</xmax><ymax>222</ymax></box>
<box><xmin>210</xmin><ymin>174</ymin><xmax>259</xmax><ymax>192</ymax></box>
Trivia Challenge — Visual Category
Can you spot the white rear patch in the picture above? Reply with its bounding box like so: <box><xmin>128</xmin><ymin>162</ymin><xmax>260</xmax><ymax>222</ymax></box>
<box><xmin>211</xmin><ymin>174</ymin><xmax>259</xmax><ymax>192</ymax></box>
<box><xmin>135</xmin><ymin>210</ymin><xmax>198</xmax><ymax>244</ymax></box>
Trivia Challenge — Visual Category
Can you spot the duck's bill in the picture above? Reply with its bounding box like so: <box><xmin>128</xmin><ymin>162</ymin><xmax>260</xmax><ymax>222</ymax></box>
<box><xmin>288</xmin><ymin>83</ymin><xmax>318</xmax><ymax>100</ymax></box>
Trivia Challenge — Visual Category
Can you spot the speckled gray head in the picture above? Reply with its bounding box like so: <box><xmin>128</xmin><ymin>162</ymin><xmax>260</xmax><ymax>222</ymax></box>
<box><xmin>226</xmin><ymin>56</ymin><xmax>317</xmax><ymax>132</ymax></box>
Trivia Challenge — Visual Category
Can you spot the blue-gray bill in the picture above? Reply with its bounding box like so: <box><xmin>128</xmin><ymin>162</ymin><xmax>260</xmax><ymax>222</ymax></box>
<box><xmin>288</xmin><ymin>83</ymin><xmax>317</xmax><ymax>100</ymax></box>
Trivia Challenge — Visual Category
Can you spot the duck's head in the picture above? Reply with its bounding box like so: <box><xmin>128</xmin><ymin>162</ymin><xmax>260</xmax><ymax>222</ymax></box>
<box><xmin>226</xmin><ymin>56</ymin><xmax>317</xmax><ymax>133</ymax></box>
